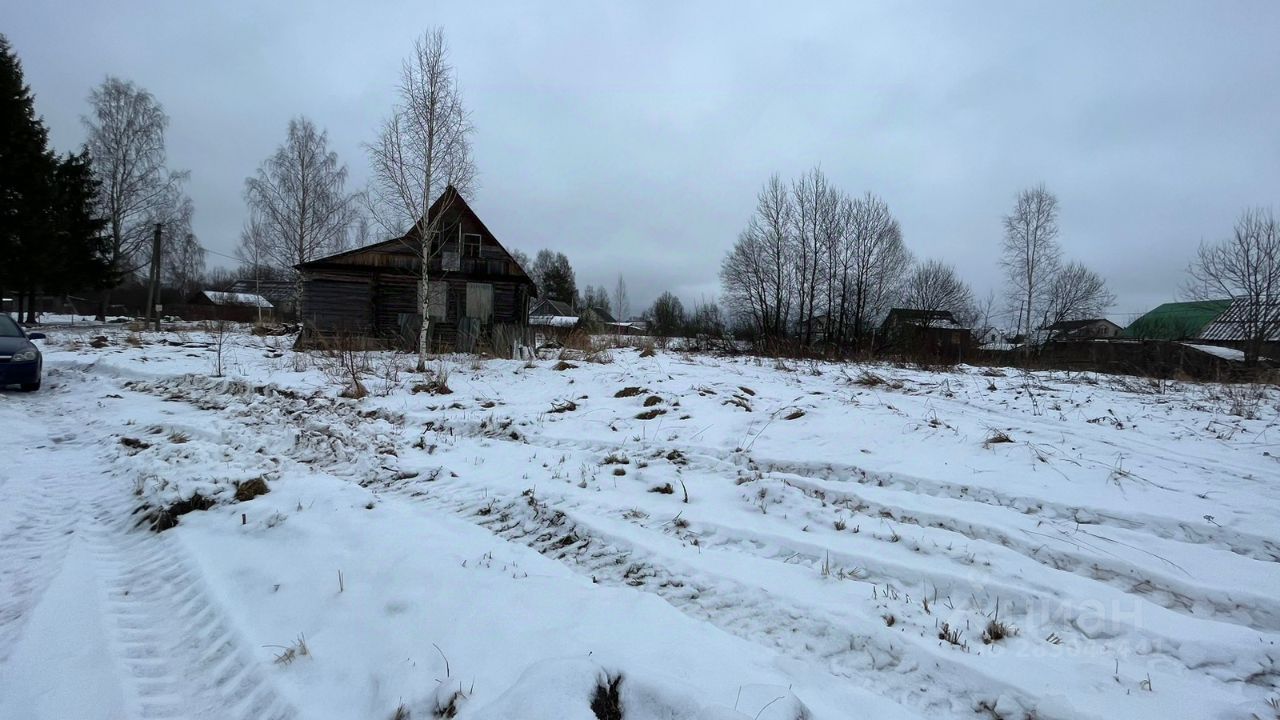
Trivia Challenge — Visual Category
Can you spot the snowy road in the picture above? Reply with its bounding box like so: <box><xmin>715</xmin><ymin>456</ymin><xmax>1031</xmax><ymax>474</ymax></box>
<box><xmin>1</xmin><ymin>333</ymin><xmax>1279</xmax><ymax>719</ymax></box>
<box><xmin>0</xmin><ymin>370</ymin><xmax>296</xmax><ymax>720</ymax></box>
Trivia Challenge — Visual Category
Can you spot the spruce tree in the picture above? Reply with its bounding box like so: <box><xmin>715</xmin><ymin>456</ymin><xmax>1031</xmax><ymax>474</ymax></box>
<box><xmin>0</xmin><ymin>34</ymin><xmax>52</xmax><ymax>316</ymax></box>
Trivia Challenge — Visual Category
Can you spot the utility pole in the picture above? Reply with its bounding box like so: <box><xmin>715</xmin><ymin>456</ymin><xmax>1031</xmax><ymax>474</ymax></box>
<box><xmin>144</xmin><ymin>223</ymin><xmax>163</xmax><ymax>331</ymax></box>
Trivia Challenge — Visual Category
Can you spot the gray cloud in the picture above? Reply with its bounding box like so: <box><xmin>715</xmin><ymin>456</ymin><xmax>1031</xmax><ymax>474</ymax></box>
<box><xmin>8</xmin><ymin>1</ymin><xmax>1280</xmax><ymax>320</ymax></box>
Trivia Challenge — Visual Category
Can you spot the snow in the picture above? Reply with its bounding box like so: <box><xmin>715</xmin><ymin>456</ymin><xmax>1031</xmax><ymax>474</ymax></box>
<box><xmin>1</xmin><ymin>325</ymin><xmax>1278</xmax><ymax>719</ymax></box>
<box><xmin>1182</xmin><ymin>343</ymin><xmax>1250</xmax><ymax>362</ymax></box>
<box><xmin>199</xmin><ymin>290</ymin><xmax>274</xmax><ymax>308</ymax></box>
<box><xmin>529</xmin><ymin>315</ymin><xmax>579</xmax><ymax>327</ymax></box>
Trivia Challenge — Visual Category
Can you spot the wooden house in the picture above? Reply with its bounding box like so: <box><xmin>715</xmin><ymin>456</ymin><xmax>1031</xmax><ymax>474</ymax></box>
<box><xmin>1043</xmin><ymin>318</ymin><xmax>1122</xmax><ymax>341</ymax></box>
<box><xmin>296</xmin><ymin>187</ymin><xmax>537</xmax><ymax>353</ymax></box>
<box><xmin>185</xmin><ymin>290</ymin><xmax>274</xmax><ymax>323</ymax></box>
<box><xmin>878</xmin><ymin>308</ymin><xmax>972</xmax><ymax>361</ymax></box>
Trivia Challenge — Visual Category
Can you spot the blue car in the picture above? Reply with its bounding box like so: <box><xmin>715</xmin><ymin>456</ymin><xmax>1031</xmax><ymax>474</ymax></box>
<box><xmin>0</xmin><ymin>315</ymin><xmax>45</xmax><ymax>392</ymax></box>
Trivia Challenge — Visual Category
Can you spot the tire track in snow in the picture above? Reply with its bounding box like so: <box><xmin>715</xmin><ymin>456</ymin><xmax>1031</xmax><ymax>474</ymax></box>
<box><xmin>113</xmin><ymin>371</ymin><xmax>1280</xmax><ymax>709</ymax></box>
<box><xmin>82</xmin><ymin>510</ymin><xmax>297</xmax><ymax>720</ymax></box>
<box><xmin>2</xmin><ymin>368</ymin><xmax>298</xmax><ymax>720</ymax></box>
<box><xmin>0</xmin><ymin>478</ymin><xmax>83</xmax><ymax>664</ymax></box>
<box><xmin>397</xmin><ymin>480</ymin><xmax>1052</xmax><ymax>720</ymax></box>
<box><xmin>449</xmin><ymin>425</ymin><xmax>1280</xmax><ymax>634</ymax></box>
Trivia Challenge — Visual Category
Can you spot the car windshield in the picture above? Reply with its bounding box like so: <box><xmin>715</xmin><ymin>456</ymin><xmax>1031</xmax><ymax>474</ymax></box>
<box><xmin>0</xmin><ymin>315</ymin><xmax>24</xmax><ymax>338</ymax></box>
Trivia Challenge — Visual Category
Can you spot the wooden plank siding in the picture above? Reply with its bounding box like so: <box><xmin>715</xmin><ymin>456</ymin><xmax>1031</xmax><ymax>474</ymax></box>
<box><xmin>295</xmin><ymin>187</ymin><xmax>536</xmax><ymax>354</ymax></box>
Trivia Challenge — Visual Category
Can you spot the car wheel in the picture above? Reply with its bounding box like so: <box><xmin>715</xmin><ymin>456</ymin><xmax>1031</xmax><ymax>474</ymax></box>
<box><xmin>20</xmin><ymin>381</ymin><xmax>40</xmax><ymax>392</ymax></box>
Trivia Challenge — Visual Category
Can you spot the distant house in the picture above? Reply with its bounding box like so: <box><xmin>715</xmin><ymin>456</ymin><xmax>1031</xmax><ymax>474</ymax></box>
<box><xmin>798</xmin><ymin>313</ymin><xmax>837</xmax><ymax>345</ymax></box>
<box><xmin>527</xmin><ymin>297</ymin><xmax>577</xmax><ymax>346</ymax></box>
<box><xmin>225</xmin><ymin>279</ymin><xmax>299</xmax><ymax>320</ymax></box>
<box><xmin>186</xmin><ymin>290</ymin><xmax>274</xmax><ymax>322</ymax></box>
<box><xmin>296</xmin><ymin>186</ymin><xmax>537</xmax><ymax>353</ymax></box>
<box><xmin>1122</xmin><ymin>300</ymin><xmax>1231</xmax><ymax>340</ymax></box>
<box><xmin>879</xmin><ymin>308</ymin><xmax>972</xmax><ymax>360</ymax></box>
<box><xmin>579</xmin><ymin>306</ymin><xmax>615</xmax><ymax>326</ymax></box>
<box><xmin>528</xmin><ymin>298</ymin><xmax>577</xmax><ymax>327</ymax></box>
<box><xmin>1195</xmin><ymin>297</ymin><xmax>1280</xmax><ymax>361</ymax></box>
<box><xmin>1043</xmin><ymin>318</ymin><xmax>1122</xmax><ymax>341</ymax></box>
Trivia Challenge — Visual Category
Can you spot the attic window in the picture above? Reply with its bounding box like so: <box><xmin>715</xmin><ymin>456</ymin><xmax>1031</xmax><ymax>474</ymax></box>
<box><xmin>463</xmin><ymin>233</ymin><xmax>482</xmax><ymax>258</ymax></box>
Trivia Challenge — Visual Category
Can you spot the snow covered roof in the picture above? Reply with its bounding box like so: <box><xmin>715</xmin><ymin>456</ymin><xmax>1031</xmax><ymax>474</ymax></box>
<box><xmin>529</xmin><ymin>315</ymin><xmax>578</xmax><ymax>327</ymax></box>
<box><xmin>198</xmin><ymin>291</ymin><xmax>274</xmax><ymax>308</ymax></box>
<box><xmin>1180</xmin><ymin>343</ymin><xmax>1248</xmax><ymax>362</ymax></box>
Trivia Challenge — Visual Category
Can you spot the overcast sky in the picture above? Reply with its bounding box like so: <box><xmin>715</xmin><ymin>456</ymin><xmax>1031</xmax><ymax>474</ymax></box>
<box><xmin>8</xmin><ymin>1</ymin><xmax>1280</xmax><ymax>321</ymax></box>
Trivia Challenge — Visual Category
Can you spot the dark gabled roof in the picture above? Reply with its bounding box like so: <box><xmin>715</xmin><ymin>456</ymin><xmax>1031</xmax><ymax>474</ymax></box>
<box><xmin>1122</xmin><ymin>300</ymin><xmax>1231</xmax><ymax>340</ymax></box>
<box><xmin>1197</xmin><ymin>298</ymin><xmax>1280</xmax><ymax>342</ymax></box>
<box><xmin>883</xmin><ymin>308</ymin><xmax>968</xmax><ymax>329</ymax></box>
<box><xmin>296</xmin><ymin>186</ymin><xmax>535</xmax><ymax>291</ymax></box>
<box><xmin>1044</xmin><ymin>318</ymin><xmax>1120</xmax><ymax>332</ymax></box>
<box><xmin>226</xmin><ymin>279</ymin><xmax>297</xmax><ymax>301</ymax></box>
<box><xmin>582</xmin><ymin>306</ymin><xmax>616</xmax><ymax>323</ymax></box>
<box><xmin>529</xmin><ymin>297</ymin><xmax>575</xmax><ymax>318</ymax></box>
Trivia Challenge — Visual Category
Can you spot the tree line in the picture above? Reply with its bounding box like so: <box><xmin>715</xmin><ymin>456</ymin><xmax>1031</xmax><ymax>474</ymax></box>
<box><xmin>2</xmin><ymin>28</ymin><xmax>1273</xmax><ymax>365</ymax></box>
<box><xmin>0</xmin><ymin>36</ymin><xmax>110</xmax><ymax>321</ymax></box>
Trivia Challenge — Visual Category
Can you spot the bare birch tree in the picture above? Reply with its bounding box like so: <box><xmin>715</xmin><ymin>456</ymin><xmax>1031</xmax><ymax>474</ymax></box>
<box><xmin>1186</xmin><ymin>207</ymin><xmax>1280</xmax><ymax>365</ymax></box>
<box><xmin>366</xmin><ymin>27</ymin><xmax>475</xmax><ymax>371</ymax></box>
<box><xmin>613</xmin><ymin>274</ymin><xmax>630</xmax><ymax>322</ymax></box>
<box><xmin>1000</xmin><ymin>184</ymin><xmax>1062</xmax><ymax>341</ymax></box>
<box><xmin>790</xmin><ymin>168</ymin><xmax>834</xmax><ymax>346</ymax></box>
<box><xmin>155</xmin><ymin>187</ymin><xmax>202</xmax><ymax>299</ymax></box>
<box><xmin>721</xmin><ymin>174</ymin><xmax>795</xmax><ymax>346</ymax></box>
<box><xmin>83</xmin><ymin>76</ymin><xmax>185</xmax><ymax>319</ymax></box>
<box><xmin>1041</xmin><ymin>261</ymin><xmax>1115</xmax><ymax>329</ymax></box>
<box><xmin>244</xmin><ymin>116</ymin><xmax>354</xmax><ymax>301</ymax></box>
<box><xmin>845</xmin><ymin>192</ymin><xmax>911</xmax><ymax>350</ymax></box>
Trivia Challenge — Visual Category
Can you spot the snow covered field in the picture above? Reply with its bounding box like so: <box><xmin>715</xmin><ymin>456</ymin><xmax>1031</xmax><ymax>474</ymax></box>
<box><xmin>1</xmin><ymin>325</ymin><xmax>1278</xmax><ymax>720</ymax></box>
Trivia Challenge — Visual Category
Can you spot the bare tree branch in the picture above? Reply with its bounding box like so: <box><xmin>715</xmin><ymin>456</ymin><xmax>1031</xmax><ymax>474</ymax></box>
<box><xmin>363</xmin><ymin>27</ymin><xmax>475</xmax><ymax>370</ymax></box>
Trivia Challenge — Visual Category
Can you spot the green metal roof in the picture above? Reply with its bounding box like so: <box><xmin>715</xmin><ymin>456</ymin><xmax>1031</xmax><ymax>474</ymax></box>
<box><xmin>1121</xmin><ymin>300</ymin><xmax>1231</xmax><ymax>340</ymax></box>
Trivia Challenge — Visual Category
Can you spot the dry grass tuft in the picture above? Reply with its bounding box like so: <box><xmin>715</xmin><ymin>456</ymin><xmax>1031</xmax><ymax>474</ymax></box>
<box><xmin>591</xmin><ymin>673</ymin><xmax>623</xmax><ymax>720</ymax></box>
<box><xmin>982</xmin><ymin>619</ymin><xmax>1018</xmax><ymax>644</ymax></box>
<box><xmin>635</xmin><ymin>408</ymin><xmax>666</xmax><ymax>420</ymax></box>
<box><xmin>268</xmin><ymin>634</ymin><xmax>310</xmax><ymax>665</ymax></box>
<box><xmin>614</xmin><ymin>386</ymin><xmax>645</xmax><ymax>398</ymax></box>
<box><xmin>549</xmin><ymin>399</ymin><xmax>579</xmax><ymax>414</ymax></box>
<box><xmin>234</xmin><ymin>477</ymin><xmax>271</xmax><ymax>502</ymax></box>
<box><xmin>643</xmin><ymin>395</ymin><xmax>663</xmax><ymax>407</ymax></box>
<box><xmin>983</xmin><ymin>429</ymin><xmax>1013</xmax><ymax>447</ymax></box>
